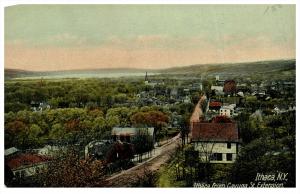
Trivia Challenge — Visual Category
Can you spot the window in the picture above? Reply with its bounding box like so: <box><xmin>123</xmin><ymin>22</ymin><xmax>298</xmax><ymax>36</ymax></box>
<box><xmin>226</xmin><ymin>153</ymin><xmax>233</xmax><ymax>161</ymax></box>
<box><xmin>227</xmin><ymin>143</ymin><xmax>231</xmax><ymax>149</ymax></box>
<box><xmin>211</xmin><ymin>153</ymin><xmax>222</xmax><ymax>161</ymax></box>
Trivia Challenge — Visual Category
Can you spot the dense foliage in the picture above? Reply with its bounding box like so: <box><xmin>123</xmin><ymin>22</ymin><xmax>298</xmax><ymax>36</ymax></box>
<box><xmin>5</xmin><ymin>78</ymin><xmax>143</xmax><ymax>113</ymax></box>
<box><xmin>231</xmin><ymin>111</ymin><xmax>296</xmax><ymax>187</ymax></box>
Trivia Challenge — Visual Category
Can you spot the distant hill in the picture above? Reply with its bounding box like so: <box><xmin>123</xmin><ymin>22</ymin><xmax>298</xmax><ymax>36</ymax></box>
<box><xmin>5</xmin><ymin>69</ymin><xmax>37</xmax><ymax>79</ymax></box>
<box><xmin>5</xmin><ymin>59</ymin><xmax>295</xmax><ymax>80</ymax></box>
<box><xmin>4</xmin><ymin>68</ymin><xmax>156</xmax><ymax>80</ymax></box>
<box><xmin>159</xmin><ymin>59</ymin><xmax>296</xmax><ymax>76</ymax></box>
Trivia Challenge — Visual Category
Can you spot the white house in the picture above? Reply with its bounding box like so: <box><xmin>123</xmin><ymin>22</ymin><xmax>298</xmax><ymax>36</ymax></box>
<box><xmin>35</xmin><ymin>145</ymin><xmax>66</xmax><ymax>157</ymax></box>
<box><xmin>237</xmin><ymin>91</ymin><xmax>244</xmax><ymax>97</ymax></box>
<box><xmin>183</xmin><ymin>95</ymin><xmax>191</xmax><ymax>103</ymax></box>
<box><xmin>190</xmin><ymin>122</ymin><xmax>240</xmax><ymax>164</ymax></box>
<box><xmin>211</xmin><ymin>85</ymin><xmax>224</xmax><ymax>95</ymax></box>
<box><xmin>220</xmin><ymin>104</ymin><xmax>236</xmax><ymax>117</ymax></box>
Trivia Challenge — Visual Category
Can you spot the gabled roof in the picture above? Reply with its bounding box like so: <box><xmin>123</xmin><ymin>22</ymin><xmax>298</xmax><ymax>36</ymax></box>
<box><xmin>112</xmin><ymin>127</ymin><xmax>154</xmax><ymax>136</ymax></box>
<box><xmin>209</xmin><ymin>101</ymin><xmax>222</xmax><ymax>107</ymax></box>
<box><xmin>191</xmin><ymin>122</ymin><xmax>239</xmax><ymax>142</ymax></box>
<box><xmin>6</xmin><ymin>153</ymin><xmax>51</xmax><ymax>170</ymax></box>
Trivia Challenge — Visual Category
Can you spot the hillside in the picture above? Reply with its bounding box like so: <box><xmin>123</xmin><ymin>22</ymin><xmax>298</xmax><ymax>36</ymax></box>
<box><xmin>5</xmin><ymin>59</ymin><xmax>295</xmax><ymax>80</ymax></box>
<box><xmin>160</xmin><ymin>59</ymin><xmax>296</xmax><ymax>76</ymax></box>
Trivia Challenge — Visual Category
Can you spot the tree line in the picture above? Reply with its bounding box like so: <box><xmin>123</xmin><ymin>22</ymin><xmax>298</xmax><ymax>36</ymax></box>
<box><xmin>5</xmin><ymin>106</ymin><xmax>170</xmax><ymax>150</ymax></box>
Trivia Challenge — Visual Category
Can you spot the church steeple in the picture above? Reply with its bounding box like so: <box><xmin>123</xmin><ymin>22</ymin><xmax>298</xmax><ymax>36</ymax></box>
<box><xmin>144</xmin><ymin>72</ymin><xmax>149</xmax><ymax>85</ymax></box>
<box><xmin>145</xmin><ymin>72</ymin><xmax>148</xmax><ymax>82</ymax></box>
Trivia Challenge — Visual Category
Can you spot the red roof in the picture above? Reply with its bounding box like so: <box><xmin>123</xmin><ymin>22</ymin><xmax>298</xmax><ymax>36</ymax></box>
<box><xmin>209</xmin><ymin>101</ymin><xmax>222</xmax><ymax>107</ymax></box>
<box><xmin>6</xmin><ymin>153</ymin><xmax>51</xmax><ymax>170</ymax></box>
<box><xmin>211</xmin><ymin>115</ymin><xmax>233</xmax><ymax>123</ymax></box>
<box><xmin>191</xmin><ymin>122</ymin><xmax>238</xmax><ymax>142</ymax></box>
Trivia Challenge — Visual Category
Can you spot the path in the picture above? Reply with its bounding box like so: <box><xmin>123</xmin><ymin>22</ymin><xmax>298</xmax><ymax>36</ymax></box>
<box><xmin>104</xmin><ymin>134</ymin><xmax>180</xmax><ymax>187</ymax></box>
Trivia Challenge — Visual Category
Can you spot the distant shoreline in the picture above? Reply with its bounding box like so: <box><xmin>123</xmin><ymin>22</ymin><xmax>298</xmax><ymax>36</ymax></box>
<box><xmin>9</xmin><ymin>72</ymin><xmax>159</xmax><ymax>80</ymax></box>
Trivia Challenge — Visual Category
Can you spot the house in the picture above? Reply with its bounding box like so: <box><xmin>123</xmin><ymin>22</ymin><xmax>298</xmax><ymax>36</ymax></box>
<box><xmin>191</xmin><ymin>83</ymin><xmax>203</xmax><ymax>91</ymax></box>
<box><xmin>220</xmin><ymin>104</ymin><xmax>236</xmax><ymax>117</ymax></box>
<box><xmin>215</xmin><ymin>75</ymin><xmax>225</xmax><ymax>85</ymax></box>
<box><xmin>190</xmin><ymin>120</ymin><xmax>240</xmax><ymax>163</ymax></box>
<box><xmin>273</xmin><ymin>104</ymin><xmax>295</xmax><ymax>114</ymax></box>
<box><xmin>170</xmin><ymin>88</ymin><xmax>178</xmax><ymax>98</ymax></box>
<box><xmin>31</xmin><ymin>101</ymin><xmax>51</xmax><ymax>112</ymax></box>
<box><xmin>170</xmin><ymin>112</ymin><xmax>181</xmax><ymax>127</ymax></box>
<box><xmin>5</xmin><ymin>153</ymin><xmax>51</xmax><ymax>179</ymax></box>
<box><xmin>209</xmin><ymin>101</ymin><xmax>222</xmax><ymax>111</ymax></box>
<box><xmin>5</xmin><ymin>147</ymin><xmax>20</xmax><ymax>157</ymax></box>
<box><xmin>183</xmin><ymin>88</ymin><xmax>190</xmax><ymax>93</ymax></box>
<box><xmin>85</xmin><ymin>140</ymin><xmax>113</xmax><ymax>160</ymax></box>
<box><xmin>183</xmin><ymin>95</ymin><xmax>191</xmax><ymax>103</ymax></box>
<box><xmin>144</xmin><ymin>72</ymin><xmax>159</xmax><ymax>87</ymax></box>
<box><xmin>237</xmin><ymin>91</ymin><xmax>244</xmax><ymax>97</ymax></box>
<box><xmin>34</xmin><ymin>145</ymin><xmax>66</xmax><ymax>157</ymax></box>
<box><xmin>211</xmin><ymin>86</ymin><xmax>224</xmax><ymax>95</ymax></box>
<box><xmin>112</xmin><ymin>127</ymin><xmax>155</xmax><ymax>144</ymax></box>
<box><xmin>146</xmin><ymin>82</ymin><xmax>158</xmax><ymax>87</ymax></box>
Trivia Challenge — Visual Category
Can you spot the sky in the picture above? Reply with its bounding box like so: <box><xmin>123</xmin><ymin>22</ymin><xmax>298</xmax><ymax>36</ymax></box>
<box><xmin>5</xmin><ymin>4</ymin><xmax>296</xmax><ymax>71</ymax></box>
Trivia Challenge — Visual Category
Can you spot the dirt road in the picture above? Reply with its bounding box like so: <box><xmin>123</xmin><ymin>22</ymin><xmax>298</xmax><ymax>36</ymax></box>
<box><xmin>104</xmin><ymin>134</ymin><xmax>180</xmax><ymax>187</ymax></box>
<box><xmin>190</xmin><ymin>95</ymin><xmax>206</xmax><ymax>123</ymax></box>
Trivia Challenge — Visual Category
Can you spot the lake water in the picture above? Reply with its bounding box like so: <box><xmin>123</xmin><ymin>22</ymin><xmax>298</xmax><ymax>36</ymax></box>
<box><xmin>13</xmin><ymin>72</ymin><xmax>159</xmax><ymax>80</ymax></box>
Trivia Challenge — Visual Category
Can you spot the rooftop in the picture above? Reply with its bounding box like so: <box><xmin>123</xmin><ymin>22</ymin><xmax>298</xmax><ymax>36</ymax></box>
<box><xmin>209</xmin><ymin>101</ymin><xmax>222</xmax><ymax>107</ymax></box>
<box><xmin>112</xmin><ymin>127</ymin><xmax>154</xmax><ymax>136</ymax></box>
<box><xmin>5</xmin><ymin>147</ymin><xmax>19</xmax><ymax>157</ymax></box>
<box><xmin>6</xmin><ymin>153</ymin><xmax>51</xmax><ymax>170</ymax></box>
<box><xmin>191</xmin><ymin>122</ymin><xmax>238</xmax><ymax>142</ymax></box>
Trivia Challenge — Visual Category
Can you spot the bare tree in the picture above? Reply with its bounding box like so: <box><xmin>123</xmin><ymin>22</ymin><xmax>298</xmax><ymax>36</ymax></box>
<box><xmin>40</xmin><ymin>148</ymin><xmax>107</xmax><ymax>187</ymax></box>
